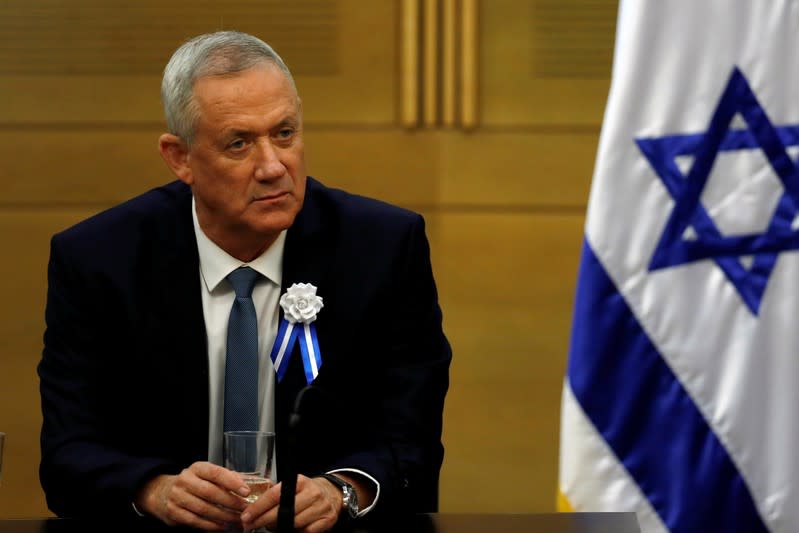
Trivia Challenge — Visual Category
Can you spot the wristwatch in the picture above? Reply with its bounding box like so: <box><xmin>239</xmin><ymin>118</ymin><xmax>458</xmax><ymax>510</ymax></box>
<box><xmin>320</xmin><ymin>473</ymin><xmax>359</xmax><ymax>519</ymax></box>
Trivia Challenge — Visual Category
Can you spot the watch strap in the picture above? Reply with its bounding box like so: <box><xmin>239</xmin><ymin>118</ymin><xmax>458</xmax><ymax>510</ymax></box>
<box><xmin>319</xmin><ymin>473</ymin><xmax>358</xmax><ymax>519</ymax></box>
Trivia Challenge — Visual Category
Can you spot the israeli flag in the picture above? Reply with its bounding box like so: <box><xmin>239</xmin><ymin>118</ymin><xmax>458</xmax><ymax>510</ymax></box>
<box><xmin>558</xmin><ymin>2</ymin><xmax>799</xmax><ymax>532</ymax></box>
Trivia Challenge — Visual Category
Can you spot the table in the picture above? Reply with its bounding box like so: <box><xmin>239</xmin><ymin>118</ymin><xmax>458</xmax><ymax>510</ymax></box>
<box><xmin>0</xmin><ymin>514</ymin><xmax>640</xmax><ymax>533</ymax></box>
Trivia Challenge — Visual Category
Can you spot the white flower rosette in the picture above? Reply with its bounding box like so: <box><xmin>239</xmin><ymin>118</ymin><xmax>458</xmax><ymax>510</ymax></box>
<box><xmin>279</xmin><ymin>283</ymin><xmax>324</xmax><ymax>324</ymax></box>
<box><xmin>270</xmin><ymin>283</ymin><xmax>324</xmax><ymax>384</ymax></box>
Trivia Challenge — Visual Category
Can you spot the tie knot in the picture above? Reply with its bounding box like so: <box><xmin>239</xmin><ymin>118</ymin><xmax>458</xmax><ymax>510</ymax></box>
<box><xmin>227</xmin><ymin>267</ymin><xmax>260</xmax><ymax>298</ymax></box>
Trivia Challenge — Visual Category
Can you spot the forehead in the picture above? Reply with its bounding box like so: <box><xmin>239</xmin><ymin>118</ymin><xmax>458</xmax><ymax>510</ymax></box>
<box><xmin>192</xmin><ymin>64</ymin><xmax>299</xmax><ymax>122</ymax></box>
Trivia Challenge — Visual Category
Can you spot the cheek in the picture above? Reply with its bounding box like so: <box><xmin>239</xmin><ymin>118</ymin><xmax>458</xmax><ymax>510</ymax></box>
<box><xmin>292</xmin><ymin>176</ymin><xmax>307</xmax><ymax>203</ymax></box>
<box><xmin>203</xmin><ymin>173</ymin><xmax>254</xmax><ymax>212</ymax></box>
<box><xmin>286</xmin><ymin>147</ymin><xmax>306</xmax><ymax>175</ymax></box>
<box><xmin>216</xmin><ymin>165</ymin><xmax>256</xmax><ymax>192</ymax></box>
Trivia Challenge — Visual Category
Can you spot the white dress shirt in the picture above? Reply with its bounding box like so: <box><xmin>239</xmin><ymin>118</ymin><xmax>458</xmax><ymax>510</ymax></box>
<box><xmin>191</xmin><ymin>199</ymin><xmax>379</xmax><ymax>513</ymax></box>
<box><xmin>192</xmin><ymin>200</ymin><xmax>285</xmax><ymax>469</ymax></box>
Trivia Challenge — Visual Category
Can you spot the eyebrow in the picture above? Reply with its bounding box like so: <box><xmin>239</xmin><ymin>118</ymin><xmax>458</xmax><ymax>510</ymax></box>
<box><xmin>219</xmin><ymin>114</ymin><xmax>300</xmax><ymax>141</ymax></box>
<box><xmin>274</xmin><ymin>117</ymin><xmax>299</xmax><ymax>128</ymax></box>
<box><xmin>220</xmin><ymin>130</ymin><xmax>253</xmax><ymax>143</ymax></box>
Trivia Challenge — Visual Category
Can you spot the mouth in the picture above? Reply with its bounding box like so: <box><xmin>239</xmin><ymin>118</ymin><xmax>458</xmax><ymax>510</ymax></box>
<box><xmin>253</xmin><ymin>192</ymin><xmax>290</xmax><ymax>203</ymax></box>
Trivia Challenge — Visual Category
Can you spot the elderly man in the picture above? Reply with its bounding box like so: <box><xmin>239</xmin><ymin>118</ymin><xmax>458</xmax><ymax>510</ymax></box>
<box><xmin>39</xmin><ymin>31</ymin><xmax>451</xmax><ymax>532</ymax></box>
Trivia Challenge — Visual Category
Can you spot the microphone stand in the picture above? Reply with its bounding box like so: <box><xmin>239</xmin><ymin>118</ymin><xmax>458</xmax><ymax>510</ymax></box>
<box><xmin>277</xmin><ymin>386</ymin><xmax>314</xmax><ymax>533</ymax></box>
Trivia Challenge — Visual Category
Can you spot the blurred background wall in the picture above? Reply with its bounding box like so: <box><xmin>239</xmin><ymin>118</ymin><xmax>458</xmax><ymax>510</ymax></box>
<box><xmin>0</xmin><ymin>0</ymin><xmax>615</xmax><ymax>516</ymax></box>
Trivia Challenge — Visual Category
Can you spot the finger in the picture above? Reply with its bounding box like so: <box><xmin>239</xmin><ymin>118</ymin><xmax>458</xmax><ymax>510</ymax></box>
<box><xmin>242</xmin><ymin>506</ymin><xmax>279</xmax><ymax>532</ymax></box>
<box><xmin>163</xmin><ymin>500</ymin><xmax>231</xmax><ymax>532</ymax></box>
<box><xmin>299</xmin><ymin>517</ymin><xmax>340</xmax><ymax>533</ymax></box>
<box><xmin>166</xmin><ymin>475</ymin><xmax>243</xmax><ymax>522</ymax></box>
<box><xmin>241</xmin><ymin>483</ymin><xmax>283</xmax><ymax>531</ymax></box>
<box><xmin>161</xmin><ymin>487</ymin><xmax>237</xmax><ymax>531</ymax></box>
<box><xmin>168</xmin><ymin>466</ymin><xmax>249</xmax><ymax>528</ymax></box>
<box><xmin>190</xmin><ymin>461</ymin><xmax>252</xmax><ymax>495</ymax></box>
<box><xmin>176</xmin><ymin>489</ymin><xmax>243</xmax><ymax>525</ymax></box>
<box><xmin>291</xmin><ymin>480</ymin><xmax>338</xmax><ymax>531</ymax></box>
<box><xmin>178</xmin><ymin>463</ymin><xmax>250</xmax><ymax>513</ymax></box>
<box><xmin>293</xmin><ymin>497</ymin><xmax>339</xmax><ymax>533</ymax></box>
<box><xmin>293</xmin><ymin>499</ymin><xmax>337</xmax><ymax>531</ymax></box>
<box><xmin>242</xmin><ymin>481</ymin><xmax>280</xmax><ymax>516</ymax></box>
<box><xmin>193</xmin><ymin>475</ymin><xmax>251</xmax><ymax>512</ymax></box>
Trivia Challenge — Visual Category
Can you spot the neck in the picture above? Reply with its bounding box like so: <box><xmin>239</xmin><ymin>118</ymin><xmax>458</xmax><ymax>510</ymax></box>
<box><xmin>200</xmin><ymin>223</ymin><xmax>278</xmax><ymax>263</ymax></box>
<box><xmin>220</xmin><ymin>234</ymin><xmax>277</xmax><ymax>263</ymax></box>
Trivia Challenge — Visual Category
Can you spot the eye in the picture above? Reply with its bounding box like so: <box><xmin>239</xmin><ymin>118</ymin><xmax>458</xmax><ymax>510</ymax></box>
<box><xmin>277</xmin><ymin>128</ymin><xmax>294</xmax><ymax>139</ymax></box>
<box><xmin>227</xmin><ymin>139</ymin><xmax>247</xmax><ymax>151</ymax></box>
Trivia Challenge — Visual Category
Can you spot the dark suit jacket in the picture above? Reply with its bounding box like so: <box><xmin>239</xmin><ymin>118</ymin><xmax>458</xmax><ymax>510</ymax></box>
<box><xmin>39</xmin><ymin>177</ymin><xmax>451</xmax><ymax>520</ymax></box>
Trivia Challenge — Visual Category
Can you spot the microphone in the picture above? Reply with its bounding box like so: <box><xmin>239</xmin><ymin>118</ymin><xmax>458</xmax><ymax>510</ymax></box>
<box><xmin>277</xmin><ymin>384</ymin><xmax>322</xmax><ymax>533</ymax></box>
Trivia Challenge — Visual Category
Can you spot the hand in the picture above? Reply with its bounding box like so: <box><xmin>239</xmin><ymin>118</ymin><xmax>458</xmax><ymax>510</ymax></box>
<box><xmin>135</xmin><ymin>461</ymin><xmax>250</xmax><ymax>531</ymax></box>
<box><xmin>241</xmin><ymin>474</ymin><xmax>340</xmax><ymax>533</ymax></box>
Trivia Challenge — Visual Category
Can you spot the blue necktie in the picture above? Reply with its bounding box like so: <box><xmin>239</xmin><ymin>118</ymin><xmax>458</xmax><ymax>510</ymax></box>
<box><xmin>224</xmin><ymin>266</ymin><xmax>261</xmax><ymax>432</ymax></box>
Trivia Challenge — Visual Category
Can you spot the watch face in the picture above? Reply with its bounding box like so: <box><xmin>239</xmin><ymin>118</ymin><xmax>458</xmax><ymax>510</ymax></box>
<box><xmin>321</xmin><ymin>474</ymin><xmax>359</xmax><ymax>518</ymax></box>
<box><xmin>343</xmin><ymin>485</ymin><xmax>359</xmax><ymax>517</ymax></box>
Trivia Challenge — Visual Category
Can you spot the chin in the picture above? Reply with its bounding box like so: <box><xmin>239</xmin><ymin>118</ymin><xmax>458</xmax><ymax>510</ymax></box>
<box><xmin>253</xmin><ymin>214</ymin><xmax>296</xmax><ymax>235</ymax></box>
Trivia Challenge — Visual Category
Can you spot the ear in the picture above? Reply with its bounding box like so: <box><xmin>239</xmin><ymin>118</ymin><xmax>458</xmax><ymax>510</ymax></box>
<box><xmin>158</xmin><ymin>133</ymin><xmax>193</xmax><ymax>185</ymax></box>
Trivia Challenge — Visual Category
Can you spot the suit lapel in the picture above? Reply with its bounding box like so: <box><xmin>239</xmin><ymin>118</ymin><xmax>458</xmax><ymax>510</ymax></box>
<box><xmin>156</xmin><ymin>183</ymin><xmax>210</xmax><ymax>462</ymax></box>
<box><xmin>275</xmin><ymin>178</ymin><xmax>335</xmax><ymax>471</ymax></box>
<box><xmin>281</xmin><ymin>179</ymin><xmax>330</xmax><ymax>291</ymax></box>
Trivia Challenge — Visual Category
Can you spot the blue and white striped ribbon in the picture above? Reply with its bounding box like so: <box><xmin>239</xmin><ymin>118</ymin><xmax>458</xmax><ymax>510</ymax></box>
<box><xmin>269</xmin><ymin>318</ymin><xmax>322</xmax><ymax>384</ymax></box>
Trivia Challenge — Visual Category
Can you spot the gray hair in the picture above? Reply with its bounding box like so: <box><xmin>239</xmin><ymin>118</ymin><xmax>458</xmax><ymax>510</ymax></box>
<box><xmin>161</xmin><ymin>31</ymin><xmax>296</xmax><ymax>145</ymax></box>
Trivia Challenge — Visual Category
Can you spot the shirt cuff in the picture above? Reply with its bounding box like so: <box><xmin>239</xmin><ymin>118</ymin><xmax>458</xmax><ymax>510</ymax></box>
<box><xmin>131</xmin><ymin>501</ymin><xmax>146</xmax><ymax>517</ymax></box>
<box><xmin>327</xmin><ymin>468</ymin><xmax>380</xmax><ymax>517</ymax></box>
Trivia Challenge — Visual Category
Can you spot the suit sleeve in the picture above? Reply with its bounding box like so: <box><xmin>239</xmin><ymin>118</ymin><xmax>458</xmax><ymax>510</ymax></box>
<box><xmin>38</xmin><ymin>235</ymin><xmax>178</xmax><ymax>519</ymax></box>
<box><xmin>325</xmin><ymin>214</ymin><xmax>451</xmax><ymax>514</ymax></box>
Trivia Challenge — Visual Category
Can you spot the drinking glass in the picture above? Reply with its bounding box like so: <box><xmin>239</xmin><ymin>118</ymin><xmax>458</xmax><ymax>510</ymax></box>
<box><xmin>223</xmin><ymin>431</ymin><xmax>275</xmax><ymax>503</ymax></box>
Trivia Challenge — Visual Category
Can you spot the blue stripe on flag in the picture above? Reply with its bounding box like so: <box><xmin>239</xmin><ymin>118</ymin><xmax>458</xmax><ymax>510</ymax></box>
<box><xmin>568</xmin><ymin>239</ymin><xmax>768</xmax><ymax>533</ymax></box>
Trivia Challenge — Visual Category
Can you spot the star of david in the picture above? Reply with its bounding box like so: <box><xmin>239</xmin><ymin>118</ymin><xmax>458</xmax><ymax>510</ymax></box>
<box><xmin>636</xmin><ymin>67</ymin><xmax>799</xmax><ymax>315</ymax></box>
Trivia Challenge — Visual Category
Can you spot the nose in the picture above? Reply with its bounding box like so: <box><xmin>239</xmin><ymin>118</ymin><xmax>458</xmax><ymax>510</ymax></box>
<box><xmin>253</xmin><ymin>139</ymin><xmax>287</xmax><ymax>181</ymax></box>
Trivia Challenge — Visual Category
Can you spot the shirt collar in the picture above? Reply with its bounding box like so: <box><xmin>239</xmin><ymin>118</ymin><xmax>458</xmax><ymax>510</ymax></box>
<box><xmin>192</xmin><ymin>196</ymin><xmax>285</xmax><ymax>292</ymax></box>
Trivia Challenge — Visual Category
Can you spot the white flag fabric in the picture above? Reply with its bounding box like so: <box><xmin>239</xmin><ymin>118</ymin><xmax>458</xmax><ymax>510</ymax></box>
<box><xmin>559</xmin><ymin>2</ymin><xmax>799</xmax><ymax>533</ymax></box>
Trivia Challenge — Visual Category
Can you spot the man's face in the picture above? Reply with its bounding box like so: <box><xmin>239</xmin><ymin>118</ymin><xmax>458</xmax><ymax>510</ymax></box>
<box><xmin>169</xmin><ymin>63</ymin><xmax>306</xmax><ymax>259</ymax></box>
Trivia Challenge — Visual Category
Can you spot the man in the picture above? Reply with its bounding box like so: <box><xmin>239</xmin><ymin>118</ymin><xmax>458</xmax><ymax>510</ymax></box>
<box><xmin>39</xmin><ymin>31</ymin><xmax>451</xmax><ymax>533</ymax></box>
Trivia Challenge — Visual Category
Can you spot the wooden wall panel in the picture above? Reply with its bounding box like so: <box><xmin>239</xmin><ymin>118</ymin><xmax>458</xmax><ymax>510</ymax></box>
<box><xmin>0</xmin><ymin>1</ymin><xmax>339</xmax><ymax>76</ymax></box>
<box><xmin>480</xmin><ymin>0</ymin><xmax>615</xmax><ymax>127</ymax></box>
<box><xmin>438</xmin><ymin>131</ymin><xmax>596</xmax><ymax>207</ymax></box>
<box><xmin>0</xmin><ymin>129</ymin><xmax>169</xmax><ymax>205</ymax></box>
<box><xmin>0</xmin><ymin>76</ymin><xmax>162</xmax><ymax>125</ymax></box>
<box><xmin>427</xmin><ymin>212</ymin><xmax>585</xmax><ymax>512</ymax></box>
<box><xmin>0</xmin><ymin>0</ymin><xmax>397</xmax><ymax>126</ymax></box>
<box><xmin>305</xmin><ymin>130</ymin><xmax>442</xmax><ymax>207</ymax></box>
<box><xmin>0</xmin><ymin>210</ymin><xmax>101</xmax><ymax>518</ymax></box>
